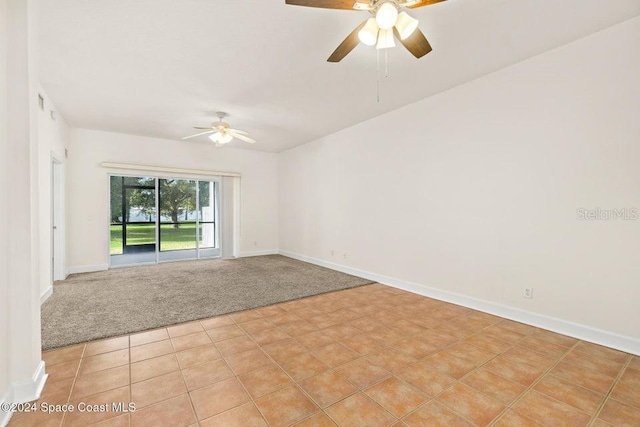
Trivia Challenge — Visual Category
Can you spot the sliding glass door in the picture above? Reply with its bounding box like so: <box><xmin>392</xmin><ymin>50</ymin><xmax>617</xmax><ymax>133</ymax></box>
<box><xmin>110</xmin><ymin>175</ymin><xmax>220</xmax><ymax>267</ymax></box>
<box><xmin>158</xmin><ymin>179</ymin><xmax>197</xmax><ymax>261</ymax></box>
<box><xmin>110</xmin><ymin>176</ymin><xmax>157</xmax><ymax>266</ymax></box>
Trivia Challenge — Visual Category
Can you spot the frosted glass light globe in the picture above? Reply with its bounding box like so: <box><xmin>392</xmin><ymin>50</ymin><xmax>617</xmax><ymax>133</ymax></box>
<box><xmin>376</xmin><ymin>2</ymin><xmax>398</xmax><ymax>30</ymax></box>
<box><xmin>395</xmin><ymin>11</ymin><xmax>419</xmax><ymax>40</ymax></box>
<box><xmin>358</xmin><ymin>18</ymin><xmax>379</xmax><ymax>46</ymax></box>
<box><xmin>210</xmin><ymin>132</ymin><xmax>233</xmax><ymax>144</ymax></box>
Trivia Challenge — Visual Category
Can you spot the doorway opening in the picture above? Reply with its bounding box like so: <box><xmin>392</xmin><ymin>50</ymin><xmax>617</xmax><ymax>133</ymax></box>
<box><xmin>109</xmin><ymin>175</ymin><xmax>220</xmax><ymax>267</ymax></box>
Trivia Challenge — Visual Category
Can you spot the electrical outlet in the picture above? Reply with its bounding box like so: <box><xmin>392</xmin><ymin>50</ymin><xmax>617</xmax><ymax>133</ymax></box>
<box><xmin>343</xmin><ymin>253</ymin><xmax>347</xmax><ymax>259</ymax></box>
<box><xmin>524</xmin><ymin>288</ymin><xmax>533</xmax><ymax>299</ymax></box>
<box><xmin>254</xmin><ymin>241</ymin><xmax>257</xmax><ymax>246</ymax></box>
<box><xmin>331</xmin><ymin>250</ymin><xmax>334</xmax><ymax>256</ymax></box>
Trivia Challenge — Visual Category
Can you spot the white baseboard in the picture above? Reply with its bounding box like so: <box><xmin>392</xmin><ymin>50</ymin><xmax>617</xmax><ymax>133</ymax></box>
<box><xmin>0</xmin><ymin>389</ymin><xmax>12</xmax><ymax>427</ymax></box>
<box><xmin>66</xmin><ymin>263</ymin><xmax>108</xmax><ymax>275</ymax></box>
<box><xmin>12</xmin><ymin>361</ymin><xmax>47</xmax><ymax>404</ymax></box>
<box><xmin>1</xmin><ymin>361</ymin><xmax>48</xmax><ymax>426</ymax></box>
<box><xmin>40</xmin><ymin>286</ymin><xmax>53</xmax><ymax>305</ymax></box>
<box><xmin>279</xmin><ymin>250</ymin><xmax>640</xmax><ymax>356</ymax></box>
<box><xmin>239</xmin><ymin>249</ymin><xmax>279</xmax><ymax>258</ymax></box>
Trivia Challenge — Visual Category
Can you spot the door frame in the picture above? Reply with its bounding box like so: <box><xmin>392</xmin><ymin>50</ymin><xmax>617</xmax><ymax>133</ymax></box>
<box><xmin>51</xmin><ymin>154</ymin><xmax>65</xmax><ymax>281</ymax></box>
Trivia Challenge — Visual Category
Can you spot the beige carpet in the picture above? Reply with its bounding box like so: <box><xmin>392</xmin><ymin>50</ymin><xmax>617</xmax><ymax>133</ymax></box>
<box><xmin>41</xmin><ymin>255</ymin><xmax>372</xmax><ymax>350</ymax></box>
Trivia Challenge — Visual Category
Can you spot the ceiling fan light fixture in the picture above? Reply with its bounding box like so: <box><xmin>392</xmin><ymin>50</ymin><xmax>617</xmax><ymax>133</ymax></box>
<box><xmin>376</xmin><ymin>28</ymin><xmax>395</xmax><ymax>49</ymax></box>
<box><xmin>375</xmin><ymin>2</ymin><xmax>398</xmax><ymax>30</ymax></box>
<box><xmin>358</xmin><ymin>18</ymin><xmax>379</xmax><ymax>46</ymax></box>
<box><xmin>395</xmin><ymin>11</ymin><xmax>419</xmax><ymax>40</ymax></box>
<box><xmin>209</xmin><ymin>132</ymin><xmax>233</xmax><ymax>144</ymax></box>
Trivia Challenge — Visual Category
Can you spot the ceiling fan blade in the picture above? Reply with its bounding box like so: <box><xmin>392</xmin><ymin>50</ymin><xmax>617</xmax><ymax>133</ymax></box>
<box><xmin>327</xmin><ymin>21</ymin><xmax>367</xmax><ymax>63</ymax></box>
<box><xmin>182</xmin><ymin>130</ymin><xmax>215</xmax><ymax>140</ymax></box>
<box><xmin>405</xmin><ymin>0</ymin><xmax>447</xmax><ymax>9</ymax></box>
<box><xmin>285</xmin><ymin>0</ymin><xmax>365</xmax><ymax>10</ymax></box>
<box><xmin>193</xmin><ymin>126</ymin><xmax>213</xmax><ymax>130</ymax></box>
<box><xmin>229</xmin><ymin>129</ymin><xmax>249</xmax><ymax>135</ymax></box>
<box><xmin>394</xmin><ymin>27</ymin><xmax>432</xmax><ymax>58</ymax></box>
<box><xmin>228</xmin><ymin>130</ymin><xmax>256</xmax><ymax>144</ymax></box>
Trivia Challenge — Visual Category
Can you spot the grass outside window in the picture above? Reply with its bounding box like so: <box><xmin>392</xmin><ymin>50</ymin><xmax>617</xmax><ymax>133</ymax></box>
<box><xmin>110</xmin><ymin>222</ymin><xmax>205</xmax><ymax>254</ymax></box>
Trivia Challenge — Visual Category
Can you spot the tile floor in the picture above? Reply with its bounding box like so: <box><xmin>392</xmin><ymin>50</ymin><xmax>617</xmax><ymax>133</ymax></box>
<box><xmin>7</xmin><ymin>284</ymin><xmax>640</xmax><ymax>427</ymax></box>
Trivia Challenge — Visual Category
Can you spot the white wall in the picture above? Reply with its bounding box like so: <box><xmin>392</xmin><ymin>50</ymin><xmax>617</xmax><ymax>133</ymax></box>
<box><xmin>66</xmin><ymin>129</ymin><xmax>279</xmax><ymax>271</ymax></box>
<box><xmin>279</xmin><ymin>17</ymin><xmax>640</xmax><ymax>349</ymax></box>
<box><xmin>2</xmin><ymin>0</ymin><xmax>49</xmax><ymax>420</ymax></box>
<box><xmin>0</xmin><ymin>0</ymin><xmax>10</xmax><ymax>411</ymax></box>
<box><xmin>36</xmin><ymin>90</ymin><xmax>69</xmax><ymax>297</ymax></box>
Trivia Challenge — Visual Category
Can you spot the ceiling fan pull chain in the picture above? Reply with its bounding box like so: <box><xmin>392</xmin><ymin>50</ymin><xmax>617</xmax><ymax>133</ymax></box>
<box><xmin>385</xmin><ymin>48</ymin><xmax>389</xmax><ymax>78</ymax></box>
<box><xmin>376</xmin><ymin>48</ymin><xmax>380</xmax><ymax>102</ymax></box>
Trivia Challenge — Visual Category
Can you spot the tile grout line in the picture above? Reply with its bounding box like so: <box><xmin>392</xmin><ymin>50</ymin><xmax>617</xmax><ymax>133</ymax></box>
<box><xmin>394</xmin><ymin>331</ymin><xmax>518</xmax><ymax>424</ymax></box>
<box><xmin>539</xmin><ymin>345</ymin><xmax>632</xmax><ymax>427</ymax></box>
<box><xmin>60</xmin><ymin>344</ymin><xmax>86</xmax><ymax>427</ymax></box>
<box><xmin>492</xmin><ymin>340</ymin><xmax>606</xmax><ymax>425</ymax></box>
<box><xmin>239</xmin><ymin>304</ymin><xmax>359</xmax><ymax>427</ymax></box>
<box><xmin>490</xmin><ymin>343</ymin><xmax>577</xmax><ymax>423</ymax></box>
<box><xmin>391</xmin><ymin>314</ymin><xmax>528</xmax><ymax>425</ymax></box>
<box><xmin>287</xmin><ymin>305</ymin><xmax>405</xmax><ymax>426</ymax></box>
<box><xmin>83</xmin><ymin>338</ymin><xmax>132</xmax><ymax>427</ymax></box>
<box><xmin>166</xmin><ymin>331</ymin><xmax>193</xmax><ymax>422</ymax></box>
<box><xmin>142</xmin><ymin>320</ymin><xmax>265</xmax><ymax>423</ymax></box>
<box><xmin>204</xmin><ymin>312</ymin><xmax>274</xmax><ymax>427</ymax></box>
<box><xmin>487</xmin><ymin>340</ymin><xmax>585</xmax><ymax>427</ymax></box>
<box><xmin>123</xmin><ymin>330</ymin><xmax>191</xmax><ymax>423</ymax></box>
<box><xmin>463</xmin><ymin>317</ymin><xmax>605</xmax><ymax>425</ymax></box>
<box><xmin>396</xmin><ymin>315</ymin><xmax>578</xmax><ymax>427</ymax></box>
<box><xmin>238</xmin><ymin>302</ymin><xmax>402</xmax><ymax>427</ymax></box>
<box><xmin>66</xmin><ymin>342</ymin><xmax>128</xmax><ymax>427</ymax></box>
<box><xmin>67</xmin><ymin>345</ymin><xmax>86</xmax><ymax>426</ymax></box>
<box><xmin>286</xmin><ymin>296</ymin><xmax>503</xmax><ymax>426</ymax></box>
<box><xmin>361</xmin><ymin>298</ymin><xmax>496</xmax><ymax>424</ymax></box>
<box><xmin>587</xmin><ymin>354</ymin><xmax>632</xmax><ymax>427</ymax></box>
<box><xmin>291</xmin><ymin>299</ymin><xmax>482</xmax><ymax>425</ymax></box>
<box><xmin>129</xmin><ymin>336</ymin><xmax>211</xmax><ymax>423</ymax></box>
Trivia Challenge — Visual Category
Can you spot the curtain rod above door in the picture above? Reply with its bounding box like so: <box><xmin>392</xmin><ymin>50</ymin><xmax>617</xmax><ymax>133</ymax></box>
<box><xmin>100</xmin><ymin>162</ymin><xmax>241</xmax><ymax>178</ymax></box>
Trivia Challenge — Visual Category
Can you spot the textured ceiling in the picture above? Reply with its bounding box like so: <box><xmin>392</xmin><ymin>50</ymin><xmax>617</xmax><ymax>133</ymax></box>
<box><xmin>38</xmin><ymin>0</ymin><xmax>640</xmax><ymax>152</ymax></box>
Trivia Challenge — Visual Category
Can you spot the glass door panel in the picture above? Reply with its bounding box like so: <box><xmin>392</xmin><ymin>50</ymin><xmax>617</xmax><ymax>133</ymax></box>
<box><xmin>110</xmin><ymin>176</ymin><xmax>157</xmax><ymax>266</ymax></box>
<box><xmin>124</xmin><ymin>186</ymin><xmax>156</xmax><ymax>252</ymax></box>
<box><xmin>198</xmin><ymin>181</ymin><xmax>220</xmax><ymax>258</ymax></box>
<box><xmin>159</xmin><ymin>179</ymin><xmax>197</xmax><ymax>261</ymax></box>
<box><xmin>110</xmin><ymin>177</ymin><xmax>124</xmax><ymax>255</ymax></box>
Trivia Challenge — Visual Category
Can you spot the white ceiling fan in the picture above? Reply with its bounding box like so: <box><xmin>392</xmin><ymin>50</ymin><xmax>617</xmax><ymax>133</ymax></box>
<box><xmin>182</xmin><ymin>112</ymin><xmax>256</xmax><ymax>146</ymax></box>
